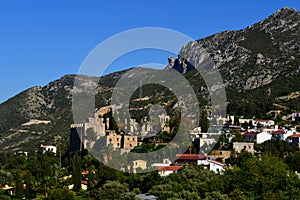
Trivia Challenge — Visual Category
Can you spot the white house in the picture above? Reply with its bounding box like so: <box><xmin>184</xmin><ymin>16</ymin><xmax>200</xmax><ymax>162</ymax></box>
<box><xmin>272</xmin><ymin>129</ymin><xmax>294</xmax><ymax>141</ymax></box>
<box><xmin>15</xmin><ymin>151</ymin><xmax>28</xmax><ymax>156</ymax></box>
<box><xmin>292</xmin><ymin>113</ymin><xmax>300</xmax><ymax>121</ymax></box>
<box><xmin>156</xmin><ymin>166</ymin><xmax>182</xmax><ymax>177</ymax></box>
<box><xmin>242</xmin><ymin>131</ymin><xmax>272</xmax><ymax>144</ymax></box>
<box><xmin>253</xmin><ymin>120</ymin><xmax>275</xmax><ymax>128</ymax></box>
<box><xmin>41</xmin><ymin>145</ymin><xmax>57</xmax><ymax>154</ymax></box>
<box><xmin>209</xmin><ymin>160</ymin><xmax>226</xmax><ymax>174</ymax></box>
<box><xmin>151</xmin><ymin>159</ymin><xmax>171</xmax><ymax>167</ymax></box>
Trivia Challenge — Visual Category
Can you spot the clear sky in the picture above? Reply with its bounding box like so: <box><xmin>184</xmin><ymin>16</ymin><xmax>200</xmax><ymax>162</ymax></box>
<box><xmin>0</xmin><ymin>0</ymin><xmax>299</xmax><ymax>103</ymax></box>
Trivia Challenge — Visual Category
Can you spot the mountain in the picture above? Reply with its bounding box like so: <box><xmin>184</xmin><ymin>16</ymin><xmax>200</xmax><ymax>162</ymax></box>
<box><xmin>168</xmin><ymin>7</ymin><xmax>300</xmax><ymax>115</ymax></box>
<box><xmin>0</xmin><ymin>7</ymin><xmax>299</xmax><ymax>152</ymax></box>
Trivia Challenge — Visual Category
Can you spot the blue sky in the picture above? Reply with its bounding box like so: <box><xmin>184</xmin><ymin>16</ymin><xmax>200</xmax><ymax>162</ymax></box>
<box><xmin>0</xmin><ymin>0</ymin><xmax>299</xmax><ymax>103</ymax></box>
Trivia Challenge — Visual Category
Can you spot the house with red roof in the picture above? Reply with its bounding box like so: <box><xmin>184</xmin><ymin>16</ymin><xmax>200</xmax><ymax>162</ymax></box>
<box><xmin>174</xmin><ymin>154</ymin><xmax>208</xmax><ymax>165</ymax></box>
<box><xmin>272</xmin><ymin>129</ymin><xmax>293</xmax><ymax>140</ymax></box>
<box><xmin>287</xmin><ymin>134</ymin><xmax>300</xmax><ymax>147</ymax></box>
<box><xmin>156</xmin><ymin>166</ymin><xmax>182</xmax><ymax>177</ymax></box>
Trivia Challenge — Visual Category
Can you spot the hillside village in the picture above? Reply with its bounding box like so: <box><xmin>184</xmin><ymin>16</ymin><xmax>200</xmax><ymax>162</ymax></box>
<box><xmin>67</xmin><ymin>104</ymin><xmax>300</xmax><ymax>176</ymax></box>
<box><xmin>1</xmin><ymin>102</ymin><xmax>300</xmax><ymax>199</ymax></box>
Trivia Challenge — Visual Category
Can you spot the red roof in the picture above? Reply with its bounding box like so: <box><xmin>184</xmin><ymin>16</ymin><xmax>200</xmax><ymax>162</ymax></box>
<box><xmin>210</xmin><ymin>160</ymin><xmax>227</xmax><ymax>166</ymax></box>
<box><xmin>242</xmin><ymin>131</ymin><xmax>260</xmax><ymax>136</ymax></box>
<box><xmin>272</xmin><ymin>130</ymin><xmax>285</xmax><ymax>135</ymax></box>
<box><xmin>156</xmin><ymin>166</ymin><xmax>182</xmax><ymax>171</ymax></box>
<box><xmin>256</xmin><ymin>120</ymin><xmax>271</xmax><ymax>122</ymax></box>
<box><xmin>176</xmin><ymin>154</ymin><xmax>207</xmax><ymax>160</ymax></box>
<box><xmin>288</xmin><ymin>134</ymin><xmax>300</xmax><ymax>138</ymax></box>
<box><xmin>81</xmin><ymin>180</ymin><xmax>88</xmax><ymax>185</ymax></box>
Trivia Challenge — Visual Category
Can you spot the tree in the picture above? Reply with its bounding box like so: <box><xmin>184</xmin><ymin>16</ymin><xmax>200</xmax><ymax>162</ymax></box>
<box><xmin>249</xmin><ymin>120</ymin><xmax>253</xmax><ymax>129</ymax></box>
<box><xmin>0</xmin><ymin>170</ymin><xmax>13</xmax><ymax>187</ymax></box>
<box><xmin>201</xmin><ymin>109</ymin><xmax>209</xmax><ymax>133</ymax></box>
<box><xmin>234</xmin><ymin>115</ymin><xmax>240</xmax><ymax>126</ymax></box>
<box><xmin>224</xmin><ymin>154</ymin><xmax>300</xmax><ymax>199</ymax></box>
<box><xmin>86</xmin><ymin>128</ymin><xmax>98</xmax><ymax>149</ymax></box>
<box><xmin>0</xmin><ymin>190</ymin><xmax>10</xmax><ymax>200</ymax></box>
<box><xmin>231</xmin><ymin>130</ymin><xmax>243</xmax><ymax>143</ymax></box>
<box><xmin>72</xmin><ymin>154</ymin><xmax>82</xmax><ymax>192</ymax></box>
<box><xmin>84</xmin><ymin>181</ymin><xmax>135</xmax><ymax>200</ymax></box>
<box><xmin>204</xmin><ymin>191</ymin><xmax>229</xmax><ymax>200</ymax></box>
<box><xmin>25</xmin><ymin>172</ymin><xmax>36</xmax><ymax>199</ymax></box>
<box><xmin>286</xmin><ymin>152</ymin><xmax>300</xmax><ymax>172</ymax></box>
<box><xmin>46</xmin><ymin>189</ymin><xmax>76</xmax><ymax>200</ymax></box>
<box><xmin>15</xmin><ymin>171</ymin><xmax>23</xmax><ymax>199</ymax></box>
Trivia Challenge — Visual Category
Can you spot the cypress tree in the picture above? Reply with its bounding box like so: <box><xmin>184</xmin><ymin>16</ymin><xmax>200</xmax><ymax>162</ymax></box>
<box><xmin>15</xmin><ymin>171</ymin><xmax>23</xmax><ymax>199</ymax></box>
<box><xmin>200</xmin><ymin>109</ymin><xmax>209</xmax><ymax>133</ymax></box>
<box><xmin>72</xmin><ymin>153</ymin><xmax>82</xmax><ymax>192</ymax></box>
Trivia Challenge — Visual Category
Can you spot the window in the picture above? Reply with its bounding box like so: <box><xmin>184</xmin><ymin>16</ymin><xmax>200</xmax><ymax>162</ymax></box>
<box><xmin>132</xmin><ymin>138</ymin><xmax>135</xmax><ymax>141</ymax></box>
<box><xmin>128</xmin><ymin>138</ymin><xmax>130</xmax><ymax>140</ymax></box>
<box><xmin>109</xmin><ymin>139</ymin><xmax>112</xmax><ymax>143</ymax></box>
<box><xmin>130</xmin><ymin>144</ymin><xmax>132</xmax><ymax>147</ymax></box>
<box><xmin>117</xmin><ymin>143</ymin><xmax>120</xmax><ymax>146</ymax></box>
<box><xmin>117</xmin><ymin>138</ymin><xmax>119</xmax><ymax>141</ymax></box>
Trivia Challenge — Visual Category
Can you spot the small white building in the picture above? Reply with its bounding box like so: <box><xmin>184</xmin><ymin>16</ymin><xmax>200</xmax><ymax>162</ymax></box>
<box><xmin>210</xmin><ymin>160</ymin><xmax>226</xmax><ymax>174</ymax></box>
<box><xmin>292</xmin><ymin>113</ymin><xmax>300</xmax><ymax>121</ymax></box>
<box><xmin>156</xmin><ymin>166</ymin><xmax>182</xmax><ymax>177</ymax></box>
<box><xmin>41</xmin><ymin>145</ymin><xmax>57</xmax><ymax>154</ymax></box>
<box><xmin>197</xmin><ymin>158</ymin><xmax>210</xmax><ymax>166</ymax></box>
<box><xmin>253</xmin><ymin>120</ymin><xmax>275</xmax><ymax>128</ymax></box>
<box><xmin>15</xmin><ymin>151</ymin><xmax>28</xmax><ymax>157</ymax></box>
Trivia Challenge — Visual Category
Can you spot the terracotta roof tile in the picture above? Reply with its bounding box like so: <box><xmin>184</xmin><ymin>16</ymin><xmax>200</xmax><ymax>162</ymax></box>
<box><xmin>288</xmin><ymin>134</ymin><xmax>300</xmax><ymax>138</ymax></box>
<box><xmin>156</xmin><ymin>166</ymin><xmax>182</xmax><ymax>171</ymax></box>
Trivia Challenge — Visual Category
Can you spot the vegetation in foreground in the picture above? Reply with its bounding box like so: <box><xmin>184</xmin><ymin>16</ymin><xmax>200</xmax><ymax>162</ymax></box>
<box><xmin>1</xmin><ymin>139</ymin><xmax>300</xmax><ymax>199</ymax></box>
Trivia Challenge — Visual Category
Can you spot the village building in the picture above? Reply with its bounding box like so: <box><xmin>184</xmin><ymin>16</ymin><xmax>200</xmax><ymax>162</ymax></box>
<box><xmin>209</xmin><ymin>150</ymin><xmax>232</xmax><ymax>160</ymax></box>
<box><xmin>271</xmin><ymin>129</ymin><xmax>293</xmax><ymax>140</ymax></box>
<box><xmin>0</xmin><ymin>185</ymin><xmax>15</xmax><ymax>196</ymax></box>
<box><xmin>15</xmin><ymin>151</ymin><xmax>28</xmax><ymax>157</ymax></box>
<box><xmin>292</xmin><ymin>112</ymin><xmax>300</xmax><ymax>121</ymax></box>
<box><xmin>252</xmin><ymin>119</ymin><xmax>275</xmax><ymax>128</ymax></box>
<box><xmin>242</xmin><ymin>131</ymin><xmax>272</xmax><ymax>144</ymax></box>
<box><xmin>174</xmin><ymin>154</ymin><xmax>208</xmax><ymax>165</ymax></box>
<box><xmin>105</xmin><ymin>131</ymin><xmax>139</xmax><ymax>153</ymax></box>
<box><xmin>132</xmin><ymin>159</ymin><xmax>147</xmax><ymax>173</ymax></box>
<box><xmin>233</xmin><ymin>142</ymin><xmax>254</xmax><ymax>154</ymax></box>
<box><xmin>156</xmin><ymin>166</ymin><xmax>182</xmax><ymax>177</ymax></box>
<box><xmin>151</xmin><ymin>159</ymin><xmax>172</xmax><ymax>167</ymax></box>
<box><xmin>41</xmin><ymin>145</ymin><xmax>57</xmax><ymax>154</ymax></box>
<box><xmin>209</xmin><ymin>160</ymin><xmax>227</xmax><ymax>174</ymax></box>
<box><xmin>287</xmin><ymin>134</ymin><xmax>300</xmax><ymax>148</ymax></box>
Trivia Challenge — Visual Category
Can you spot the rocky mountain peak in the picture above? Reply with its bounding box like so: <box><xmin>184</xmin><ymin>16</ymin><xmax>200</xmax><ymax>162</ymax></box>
<box><xmin>251</xmin><ymin>7</ymin><xmax>299</xmax><ymax>33</ymax></box>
